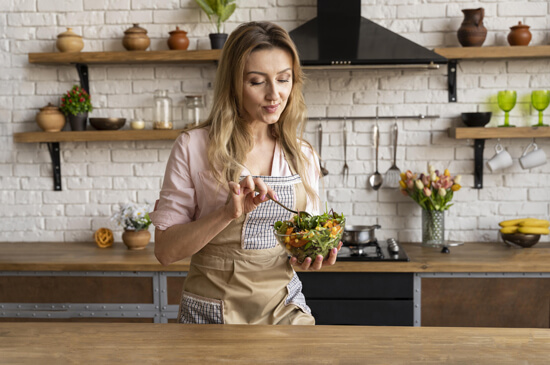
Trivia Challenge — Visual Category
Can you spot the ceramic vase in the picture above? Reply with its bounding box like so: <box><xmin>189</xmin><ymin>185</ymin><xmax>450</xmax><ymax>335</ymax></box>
<box><xmin>67</xmin><ymin>112</ymin><xmax>88</xmax><ymax>131</ymax></box>
<box><xmin>457</xmin><ymin>8</ymin><xmax>487</xmax><ymax>47</ymax></box>
<box><xmin>36</xmin><ymin>103</ymin><xmax>66</xmax><ymax>132</ymax></box>
<box><xmin>56</xmin><ymin>28</ymin><xmax>84</xmax><ymax>52</ymax></box>
<box><xmin>507</xmin><ymin>21</ymin><xmax>532</xmax><ymax>46</ymax></box>
<box><xmin>209</xmin><ymin>33</ymin><xmax>228</xmax><ymax>49</ymax></box>
<box><xmin>168</xmin><ymin>27</ymin><xmax>190</xmax><ymax>50</ymax></box>
<box><xmin>123</xmin><ymin>24</ymin><xmax>150</xmax><ymax>51</ymax></box>
<box><xmin>422</xmin><ymin>210</ymin><xmax>445</xmax><ymax>247</ymax></box>
<box><xmin>122</xmin><ymin>229</ymin><xmax>151</xmax><ymax>250</ymax></box>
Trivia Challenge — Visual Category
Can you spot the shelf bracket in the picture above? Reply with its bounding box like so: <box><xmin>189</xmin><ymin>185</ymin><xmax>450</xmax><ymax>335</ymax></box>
<box><xmin>46</xmin><ymin>142</ymin><xmax>62</xmax><ymax>191</ymax></box>
<box><xmin>473</xmin><ymin>139</ymin><xmax>485</xmax><ymax>189</ymax></box>
<box><xmin>75</xmin><ymin>63</ymin><xmax>89</xmax><ymax>94</ymax></box>
<box><xmin>447</xmin><ymin>60</ymin><xmax>457</xmax><ymax>102</ymax></box>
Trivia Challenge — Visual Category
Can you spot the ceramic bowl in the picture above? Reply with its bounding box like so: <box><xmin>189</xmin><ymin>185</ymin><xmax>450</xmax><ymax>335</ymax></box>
<box><xmin>90</xmin><ymin>118</ymin><xmax>126</xmax><ymax>130</ymax></box>
<box><xmin>501</xmin><ymin>232</ymin><xmax>541</xmax><ymax>248</ymax></box>
<box><xmin>461</xmin><ymin>112</ymin><xmax>492</xmax><ymax>127</ymax></box>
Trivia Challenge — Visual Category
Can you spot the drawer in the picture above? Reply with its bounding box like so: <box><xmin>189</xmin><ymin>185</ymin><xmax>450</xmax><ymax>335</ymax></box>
<box><xmin>307</xmin><ymin>299</ymin><xmax>413</xmax><ymax>326</ymax></box>
<box><xmin>299</xmin><ymin>272</ymin><xmax>413</xmax><ymax>299</ymax></box>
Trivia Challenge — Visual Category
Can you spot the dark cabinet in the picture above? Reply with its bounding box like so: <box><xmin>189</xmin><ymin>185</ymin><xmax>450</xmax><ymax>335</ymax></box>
<box><xmin>298</xmin><ymin>272</ymin><xmax>414</xmax><ymax>326</ymax></box>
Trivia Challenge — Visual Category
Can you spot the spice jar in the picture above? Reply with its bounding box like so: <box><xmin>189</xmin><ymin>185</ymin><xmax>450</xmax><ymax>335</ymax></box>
<box><xmin>122</xmin><ymin>23</ymin><xmax>150</xmax><ymax>51</ymax></box>
<box><xmin>507</xmin><ymin>21</ymin><xmax>532</xmax><ymax>46</ymax></box>
<box><xmin>56</xmin><ymin>28</ymin><xmax>84</xmax><ymax>52</ymax></box>
<box><xmin>168</xmin><ymin>26</ymin><xmax>190</xmax><ymax>50</ymax></box>
<box><xmin>153</xmin><ymin>90</ymin><xmax>173</xmax><ymax>130</ymax></box>
<box><xmin>185</xmin><ymin>95</ymin><xmax>206</xmax><ymax>127</ymax></box>
<box><xmin>36</xmin><ymin>103</ymin><xmax>66</xmax><ymax>132</ymax></box>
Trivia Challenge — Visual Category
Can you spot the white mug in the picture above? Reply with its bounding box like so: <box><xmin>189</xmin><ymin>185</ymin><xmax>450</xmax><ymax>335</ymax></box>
<box><xmin>487</xmin><ymin>143</ymin><xmax>513</xmax><ymax>172</ymax></box>
<box><xmin>519</xmin><ymin>142</ymin><xmax>547</xmax><ymax>169</ymax></box>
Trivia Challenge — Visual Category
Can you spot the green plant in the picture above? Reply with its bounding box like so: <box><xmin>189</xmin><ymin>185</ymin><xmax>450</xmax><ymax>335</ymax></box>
<box><xmin>59</xmin><ymin>85</ymin><xmax>93</xmax><ymax>116</ymax></box>
<box><xmin>194</xmin><ymin>0</ymin><xmax>236</xmax><ymax>34</ymax></box>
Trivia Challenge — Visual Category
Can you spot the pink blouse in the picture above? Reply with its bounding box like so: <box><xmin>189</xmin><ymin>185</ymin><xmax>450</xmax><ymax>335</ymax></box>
<box><xmin>150</xmin><ymin>128</ymin><xmax>320</xmax><ymax>231</ymax></box>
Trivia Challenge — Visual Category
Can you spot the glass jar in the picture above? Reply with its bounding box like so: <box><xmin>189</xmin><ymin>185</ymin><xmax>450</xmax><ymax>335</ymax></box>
<box><xmin>185</xmin><ymin>95</ymin><xmax>205</xmax><ymax>127</ymax></box>
<box><xmin>153</xmin><ymin>90</ymin><xmax>173</xmax><ymax>130</ymax></box>
<box><xmin>421</xmin><ymin>209</ymin><xmax>445</xmax><ymax>247</ymax></box>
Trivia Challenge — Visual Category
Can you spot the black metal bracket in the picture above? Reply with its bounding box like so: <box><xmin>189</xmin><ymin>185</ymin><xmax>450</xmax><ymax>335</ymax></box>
<box><xmin>447</xmin><ymin>60</ymin><xmax>457</xmax><ymax>102</ymax></box>
<box><xmin>473</xmin><ymin>139</ymin><xmax>485</xmax><ymax>189</ymax></box>
<box><xmin>75</xmin><ymin>63</ymin><xmax>89</xmax><ymax>94</ymax></box>
<box><xmin>46</xmin><ymin>142</ymin><xmax>62</xmax><ymax>191</ymax></box>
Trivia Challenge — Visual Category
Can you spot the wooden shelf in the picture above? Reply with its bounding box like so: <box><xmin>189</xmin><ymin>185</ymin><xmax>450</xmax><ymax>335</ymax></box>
<box><xmin>28</xmin><ymin>49</ymin><xmax>222</xmax><ymax>65</ymax></box>
<box><xmin>434</xmin><ymin>45</ymin><xmax>550</xmax><ymax>60</ymax></box>
<box><xmin>449</xmin><ymin>126</ymin><xmax>550</xmax><ymax>140</ymax></box>
<box><xmin>13</xmin><ymin>130</ymin><xmax>184</xmax><ymax>143</ymax></box>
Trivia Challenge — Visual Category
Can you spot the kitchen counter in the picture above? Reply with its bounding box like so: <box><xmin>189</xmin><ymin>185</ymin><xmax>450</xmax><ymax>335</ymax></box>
<box><xmin>0</xmin><ymin>323</ymin><xmax>548</xmax><ymax>364</ymax></box>
<box><xmin>2</xmin><ymin>241</ymin><xmax>550</xmax><ymax>272</ymax></box>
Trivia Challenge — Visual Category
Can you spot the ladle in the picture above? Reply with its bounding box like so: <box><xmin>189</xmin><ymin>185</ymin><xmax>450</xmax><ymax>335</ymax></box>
<box><xmin>368</xmin><ymin>124</ymin><xmax>383</xmax><ymax>190</ymax></box>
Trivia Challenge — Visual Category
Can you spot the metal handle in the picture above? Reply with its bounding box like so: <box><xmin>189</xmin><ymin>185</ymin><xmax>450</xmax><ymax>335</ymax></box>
<box><xmin>392</xmin><ymin>123</ymin><xmax>398</xmax><ymax>165</ymax></box>
<box><xmin>373</xmin><ymin>124</ymin><xmax>379</xmax><ymax>170</ymax></box>
<box><xmin>318</xmin><ymin>123</ymin><xmax>323</xmax><ymax>158</ymax></box>
<box><xmin>343</xmin><ymin>119</ymin><xmax>347</xmax><ymax>162</ymax></box>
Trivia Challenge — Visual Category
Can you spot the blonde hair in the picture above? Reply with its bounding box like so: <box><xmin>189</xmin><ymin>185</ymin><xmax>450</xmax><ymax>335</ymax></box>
<box><xmin>202</xmin><ymin>21</ymin><xmax>318</xmax><ymax>206</ymax></box>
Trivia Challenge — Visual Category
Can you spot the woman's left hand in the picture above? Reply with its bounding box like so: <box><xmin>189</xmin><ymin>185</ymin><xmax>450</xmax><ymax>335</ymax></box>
<box><xmin>289</xmin><ymin>241</ymin><xmax>343</xmax><ymax>271</ymax></box>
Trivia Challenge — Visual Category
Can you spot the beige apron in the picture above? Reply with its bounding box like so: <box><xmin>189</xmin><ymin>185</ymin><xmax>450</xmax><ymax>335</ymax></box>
<box><xmin>178</xmin><ymin>156</ymin><xmax>315</xmax><ymax>325</ymax></box>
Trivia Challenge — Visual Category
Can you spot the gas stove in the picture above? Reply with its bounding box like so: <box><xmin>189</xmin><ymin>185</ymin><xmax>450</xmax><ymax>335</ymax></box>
<box><xmin>338</xmin><ymin>238</ymin><xmax>409</xmax><ymax>262</ymax></box>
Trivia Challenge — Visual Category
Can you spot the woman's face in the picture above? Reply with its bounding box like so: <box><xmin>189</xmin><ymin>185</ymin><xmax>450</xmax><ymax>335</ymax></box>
<box><xmin>242</xmin><ymin>47</ymin><xmax>293</xmax><ymax>127</ymax></box>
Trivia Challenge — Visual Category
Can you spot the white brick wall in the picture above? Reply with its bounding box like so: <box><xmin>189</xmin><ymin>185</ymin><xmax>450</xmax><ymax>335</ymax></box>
<box><xmin>1</xmin><ymin>1</ymin><xmax>549</xmax><ymax>244</ymax></box>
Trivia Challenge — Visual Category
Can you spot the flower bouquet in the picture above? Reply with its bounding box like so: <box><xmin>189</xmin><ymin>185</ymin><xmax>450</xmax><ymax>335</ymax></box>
<box><xmin>399</xmin><ymin>165</ymin><xmax>462</xmax><ymax>246</ymax></box>
<box><xmin>111</xmin><ymin>203</ymin><xmax>152</xmax><ymax>250</ymax></box>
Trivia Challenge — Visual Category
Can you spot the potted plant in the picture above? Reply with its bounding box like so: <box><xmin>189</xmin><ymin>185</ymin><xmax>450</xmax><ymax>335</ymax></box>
<box><xmin>111</xmin><ymin>203</ymin><xmax>152</xmax><ymax>250</ymax></box>
<box><xmin>194</xmin><ymin>0</ymin><xmax>236</xmax><ymax>49</ymax></box>
<box><xmin>59</xmin><ymin>85</ymin><xmax>93</xmax><ymax>131</ymax></box>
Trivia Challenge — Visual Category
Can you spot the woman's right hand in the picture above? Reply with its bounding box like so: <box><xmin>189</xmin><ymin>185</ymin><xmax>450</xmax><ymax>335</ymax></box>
<box><xmin>225</xmin><ymin>176</ymin><xmax>277</xmax><ymax>219</ymax></box>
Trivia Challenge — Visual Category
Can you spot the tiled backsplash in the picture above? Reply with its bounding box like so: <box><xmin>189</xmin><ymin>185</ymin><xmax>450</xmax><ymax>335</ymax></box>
<box><xmin>1</xmin><ymin>1</ymin><xmax>549</xmax><ymax>243</ymax></box>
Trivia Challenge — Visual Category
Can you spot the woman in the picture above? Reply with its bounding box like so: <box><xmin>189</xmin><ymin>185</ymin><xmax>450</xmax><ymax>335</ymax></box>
<box><xmin>150</xmin><ymin>21</ymin><xmax>340</xmax><ymax>325</ymax></box>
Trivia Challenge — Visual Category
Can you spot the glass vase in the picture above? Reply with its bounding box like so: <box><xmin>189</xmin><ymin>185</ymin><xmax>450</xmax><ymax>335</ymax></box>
<box><xmin>422</xmin><ymin>210</ymin><xmax>445</xmax><ymax>247</ymax></box>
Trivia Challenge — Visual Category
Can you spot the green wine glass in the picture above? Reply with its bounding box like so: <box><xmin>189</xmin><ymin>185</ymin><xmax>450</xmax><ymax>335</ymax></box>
<box><xmin>497</xmin><ymin>90</ymin><xmax>517</xmax><ymax>127</ymax></box>
<box><xmin>531</xmin><ymin>90</ymin><xmax>550</xmax><ymax>127</ymax></box>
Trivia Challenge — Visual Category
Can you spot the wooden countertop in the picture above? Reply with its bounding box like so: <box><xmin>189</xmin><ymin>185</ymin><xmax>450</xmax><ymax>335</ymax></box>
<box><xmin>1</xmin><ymin>241</ymin><xmax>550</xmax><ymax>273</ymax></box>
<box><xmin>1</xmin><ymin>323</ymin><xmax>548</xmax><ymax>364</ymax></box>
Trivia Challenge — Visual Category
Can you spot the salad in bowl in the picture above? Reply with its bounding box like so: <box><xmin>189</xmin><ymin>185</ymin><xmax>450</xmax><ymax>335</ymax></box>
<box><xmin>273</xmin><ymin>210</ymin><xmax>345</xmax><ymax>264</ymax></box>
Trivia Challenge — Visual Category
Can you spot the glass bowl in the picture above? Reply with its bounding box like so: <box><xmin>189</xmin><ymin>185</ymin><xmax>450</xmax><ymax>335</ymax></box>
<box><xmin>273</xmin><ymin>216</ymin><xmax>345</xmax><ymax>264</ymax></box>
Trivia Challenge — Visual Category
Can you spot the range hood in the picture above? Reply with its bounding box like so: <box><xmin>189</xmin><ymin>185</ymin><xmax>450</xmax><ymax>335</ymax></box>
<box><xmin>289</xmin><ymin>0</ymin><xmax>447</xmax><ymax>68</ymax></box>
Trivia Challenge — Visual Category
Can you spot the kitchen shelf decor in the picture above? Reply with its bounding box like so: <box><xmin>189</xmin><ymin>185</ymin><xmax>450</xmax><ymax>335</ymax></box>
<box><xmin>13</xmin><ymin>130</ymin><xmax>184</xmax><ymax>191</ymax></box>
<box><xmin>449</xmin><ymin>126</ymin><xmax>550</xmax><ymax>189</ymax></box>
<box><xmin>433</xmin><ymin>45</ymin><xmax>550</xmax><ymax>103</ymax></box>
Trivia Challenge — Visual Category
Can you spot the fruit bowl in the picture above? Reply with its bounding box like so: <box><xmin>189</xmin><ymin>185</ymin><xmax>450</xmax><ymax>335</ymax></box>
<box><xmin>501</xmin><ymin>232</ymin><xmax>541</xmax><ymax>248</ymax></box>
<box><xmin>273</xmin><ymin>212</ymin><xmax>345</xmax><ymax>264</ymax></box>
<box><xmin>461</xmin><ymin>112</ymin><xmax>492</xmax><ymax>127</ymax></box>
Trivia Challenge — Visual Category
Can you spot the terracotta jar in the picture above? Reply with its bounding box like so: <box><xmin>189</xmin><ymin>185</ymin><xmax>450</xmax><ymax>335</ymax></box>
<box><xmin>36</xmin><ymin>103</ymin><xmax>66</xmax><ymax>132</ymax></box>
<box><xmin>122</xmin><ymin>229</ymin><xmax>151</xmax><ymax>250</ymax></box>
<box><xmin>56</xmin><ymin>28</ymin><xmax>84</xmax><ymax>52</ymax></box>
<box><xmin>123</xmin><ymin>23</ymin><xmax>150</xmax><ymax>51</ymax></box>
<box><xmin>168</xmin><ymin>26</ymin><xmax>190</xmax><ymax>50</ymax></box>
<box><xmin>457</xmin><ymin>8</ymin><xmax>487</xmax><ymax>47</ymax></box>
<box><xmin>508</xmin><ymin>21</ymin><xmax>532</xmax><ymax>46</ymax></box>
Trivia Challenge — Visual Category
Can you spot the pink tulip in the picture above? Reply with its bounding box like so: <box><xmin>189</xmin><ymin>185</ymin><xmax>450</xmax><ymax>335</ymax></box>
<box><xmin>421</xmin><ymin>174</ymin><xmax>430</xmax><ymax>186</ymax></box>
<box><xmin>432</xmin><ymin>180</ymin><xmax>441</xmax><ymax>190</ymax></box>
<box><xmin>405</xmin><ymin>170</ymin><xmax>413</xmax><ymax>180</ymax></box>
<box><xmin>406</xmin><ymin>179</ymin><xmax>414</xmax><ymax>189</ymax></box>
<box><xmin>423</xmin><ymin>187</ymin><xmax>432</xmax><ymax>197</ymax></box>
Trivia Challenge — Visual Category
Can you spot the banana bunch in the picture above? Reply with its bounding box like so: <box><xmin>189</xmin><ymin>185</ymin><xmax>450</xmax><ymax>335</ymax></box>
<box><xmin>499</xmin><ymin>218</ymin><xmax>550</xmax><ymax>235</ymax></box>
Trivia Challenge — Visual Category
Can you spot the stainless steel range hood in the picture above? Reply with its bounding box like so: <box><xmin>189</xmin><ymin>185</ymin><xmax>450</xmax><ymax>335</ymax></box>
<box><xmin>289</xmin><ymin>0</ymin><xmax>447</xmax><ymax>69</ymax></box>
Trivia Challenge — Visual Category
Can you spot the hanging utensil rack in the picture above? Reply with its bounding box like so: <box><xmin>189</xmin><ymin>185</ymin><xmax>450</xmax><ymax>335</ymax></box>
<box><xmin>308</xmin><ymin>114</ymin><xmax>439</xmax><ymax>121</ymax></box>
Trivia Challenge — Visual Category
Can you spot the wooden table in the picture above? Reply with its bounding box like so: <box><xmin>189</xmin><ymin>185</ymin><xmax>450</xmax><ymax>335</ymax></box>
<box><xmin>1</xmin><ymin>323</ymin><xmax>548</xmax><ymax>364</ymax></box>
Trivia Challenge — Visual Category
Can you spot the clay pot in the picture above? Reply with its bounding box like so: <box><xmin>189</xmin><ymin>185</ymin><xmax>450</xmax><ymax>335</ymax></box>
<box><xmin>122</xmin><ymin>229</ymin><xmax>151</xmax><ymax>250</ymax></box>
<box><xmin>508</xmin><ymin>21</ymin><xmax>532</xmax><ymax>46</ymax></box>
<box><xmin>123</xmin><ymin>23</ymin><xmax>150</xmax><ymax>51</ymax></box>
<box><xmin>56</xmin><ymin>28</ymin><xmax>84</xmax><ymax>52</ymax></box>
<box><xmin>168</xmin><ymin>26</ymin><xmax>190</xmax><ymax>50</ymax></box>
<box><xmin>36</xmin><ymin>103</ymin><xmax>66</xmax><ymax>132</ymax></box>
<box><xmin>457</xmin><ymin>8</ymin><xmax>487</xmax><ymax>47</ymax></box>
